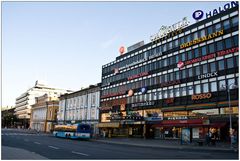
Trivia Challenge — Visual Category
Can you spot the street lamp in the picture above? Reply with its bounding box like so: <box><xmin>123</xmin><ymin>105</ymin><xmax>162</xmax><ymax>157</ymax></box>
<box><xmin>221</xmin><ymin>83</ymin><xmax>237</xmax><ymax>149</ymax></box>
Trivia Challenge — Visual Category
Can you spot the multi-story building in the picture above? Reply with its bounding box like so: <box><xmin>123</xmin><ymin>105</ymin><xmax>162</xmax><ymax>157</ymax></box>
<box><xmin>58</xmin><ymin>84</ymin><xmax>101</xmax><ymax>135</ymax></box>
<box><xmin>30</xmin><ymin>93</ymin><xmax>60</xmax><ymax>132</ymax></box>
<box><xmin>99</xmin><ymin>4</ymin><xmax>238</xmax><ymax>141</ymax></box>
<box><xmin>14</xmin><ymin>80</ymin><xmax>72</xmax><ymax>128</ymax></box>
<box><xmin>1</xmin><ymin>106</ymin><xmax>17</xmax><ymax>128</ymax></box>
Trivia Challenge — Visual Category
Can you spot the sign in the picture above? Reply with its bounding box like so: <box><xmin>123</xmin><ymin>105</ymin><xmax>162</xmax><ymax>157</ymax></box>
<box><xmin>192</xmin><ymin>2</ymin><xmax>238</xmax><ymax>20</ymax></box>
<box><xmin>177</xmin><ymin>61</ymin><xmax>184</xmax><ymax>69</ymax></box>
<box><xmin>141</xmin><ymin>87</ymin><xmax>147</xmax><ymax>94</ymax></box>
<box><xmin>181</xmin><ymin>128</ymin><xmax>191</xmax><ymax>144</ymax></box>
<box><xmin>131</xmin><ymin>101</ymin><xmax>155</xmax><ymax>108</ymax></box>
<box><xmin>192</xmin><ymin>128</ymin><xmax>199</xmax><ymax>139</ymax></box>
<box><xmin>127</xmin><ymin>41</ymin><xmax>144</xmax><ymax>52</ymax></box>
<box><xmin>192</xmin><ymin>10</ymin><xmax>204</xmax><ymax>20</ymax></box>
<box><xmin>128</xmin><ymin>89</ymin><xmax>134</xmax><ymax>97</ymax></box>
<box><xmin>150</xmin><ymin>17</ymin><xmax>190</xmax><ymax>42</ymax></box>
<box><xmin>119</xmin><ymin>46</ymin><xmax>125</xmax><ymax>55</ymax></box>
<box><xmin>180</xmin><ymin>30</ymin><xmax>224</xmax><ymax>49</ymax></box>
<box><xmin>198</xmin><ymin>72</ymin><xmax>218</xmax><ymax>80</ymax></box>
<box><xmin>166</xmin><ymin>116</ymin><xmax>188</xmax><ymax>120</ymax></box>
<box><xmin>217</xmin><ymin>47</ymin><xmax>239</xmax><ymax>57</ymax></box>
<box><xmin>165</xmin><ymin>98</ymin><xmax>174</xmax><ymax>104</ymax></box>
<box><xmin>128</xmin><ymin>72</ymin><xmax>149</xmax><ymax>81</ymax></box>
<box><xmin>114</xmin><ymin>68</ymin><xmax>119</xmax><ymax>74</ymax></box>
<box><xmin>192</xmin><ymin>93</ymin><xmax>212</xmax><ymax>100</ymax></box>
<box><xmin>101</xmin><ymin>91</ymin><xmax>125</xmax><ymax>99</ymax></box>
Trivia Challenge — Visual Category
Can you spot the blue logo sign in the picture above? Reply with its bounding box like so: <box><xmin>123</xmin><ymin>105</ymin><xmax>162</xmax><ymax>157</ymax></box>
<box><xmin>141</xmin><ymin>87</ymin><xmax>147</xmax><ymax>94</ymax></box>
<box><xmin>192</xmin><ymin>10</ymin><xmax>204</xmax><ymax>20</ymax></box>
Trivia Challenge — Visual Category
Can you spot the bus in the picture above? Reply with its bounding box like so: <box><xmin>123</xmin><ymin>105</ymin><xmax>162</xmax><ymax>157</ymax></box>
<box><xmin>53</xmin><ymin>123</ymin><xmax>91</xmax><ymax>139</ymax></box>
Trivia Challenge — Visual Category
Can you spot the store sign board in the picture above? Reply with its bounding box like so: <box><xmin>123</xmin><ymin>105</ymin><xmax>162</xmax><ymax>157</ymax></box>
<box><xmin>167</xmin><ymin>116</ymin><xmax>188</xmax><ymax>120</ymax></box>
<box><xmin>192</xmin><ymin>93</ymin><xmax>212</xmax><ymax>100</ymax></box>
<box><xmin>131</xmin><ymin>101</ymin><xmax>155</xmax><ymax>108</ymax></box>
<box><xmin>180</xmin><ymin>30</ymin><xmax>224</xmax><ymax>49</ymax></box>
<box><xmin>128</xmin><ymin>72</ymin><xmax>149</xmax><ymax>81</ymax></box>
<box><xmin>150</xmin><ymin>17</ymin><xmax>190</xmax><ymax>42</ymax></box>
<box><xmin>198</xmin><ymin>72</ymin><xmax>218</xmax><ymax>80</ymax></box>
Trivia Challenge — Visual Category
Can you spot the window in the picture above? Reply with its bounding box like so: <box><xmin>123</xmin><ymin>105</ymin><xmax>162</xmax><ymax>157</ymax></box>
<box><xmin>236</xmin><ymin>56</ymin><xmax>239</xmax><ymax>67</ymax></box>
<box><xmin>162</xmin><ymin>44</ymin><xmax>167</xmax><ymax>52</ymax></box>
<box><xmin>233</xmin><ymin>35</ymin><xmax>238</xmax><ymax>46</ymax></box>
<box><xmin>210</xmin><ymin>62</ymin><xmax>216</xmax><ymax>72</ymax></box>
<box><xmin>186</xmin><ymin>34</ymin><xmax>191</xmax><ymax>42</ymax></box>
<box><xmin>219</xmin><ymin>80</ymin><xmax>226</xmax><ymax>91</ymax></box>
<box><xmin>175</xmin><ymin>71</ymin><xmax>180</xmax><ymax>80</ymax></box>
<box><xmin>163</xmin><ymin>59</ymin><xmax>168</xmax><ymax>67</ymax></box>
<box><xmin>200</xmin><ymin>29</ymin><xmax>206</xmax><ymax>37</ymax></box>
<box><xmin>208</xmin><ymin>43</ymin><xmax>215</xmax><ymax>53</ymax></box>
<box><xmin>203</xmin><ymin>83</ymin><xmax>209</xmax><ymax>93</ymax></box>
<box><xmin>195</xmin><ymin>66</ymin><xmax>200</xmax><ymax>76</ymax></box>
<box><xmin>188</xmin><ymin>86</ymin><xmax>193</xmax><ymax>95</ymax></box>
<box><xmin>228</xmin><ymin>78</ymin><xmax>236</xmax><ymax>89</ymax></box>
<box><xmin>169</xmin><ymin>42</ymin><xmax>173</xmax><ymax>50</ymax></box>
<box><xmin>194</xmin><ymin>48</ymin><xmax>199</xmax><ymax>58</ymax></box>
<box><xmin>195</xmin><ymin>84</ymin><xmax>201</xmax><ymax>94</ymax></box>
<box><xmin>193</xmin><ymin>32</ymin><xmax>198</xmax><ymax>39</ymax></box>
<box><xmin>175</xmin><ymin>55</ymin><xmax>179</xmax><ymax>63</ymax></box>
<box><xmin>201</xmin><ymin>46</ymin><xmax>207</xmax><ymax>56</ymax></box>
<box><xmin>227</xmin><ymin>57</ymin><xmax>234</xmax><ymax>69</ymax></box>
<box><xmin>202</xmin><ymin>64</ymin><xmax>208</xmax><ymax>74</ymax></box>
<box><xmin>187</xmin><ymin>51</ymin><xmax>193</xmax><ymax>60</ymax></box>
<box><xmin>163</xmin><ymin>90</ymin><xmax>168</xmax><ymax>98</ymax></box>
<box><xmin>218</xmin><ymin>60</ymin><xmax>225</xmax><ymax>71</ymax></box>
<box><xmin>215</xmin><ymin>23</ymin><xmax>222</xmax><ymax>32</ymax></box>
<box><xmin>188</xmin><ymin>68</ymin><xmax>193</xmax><ymax>77</ymax></box>
<box><xmin>232</xmin><ymin>16</ymin><xmax>239</xmax><ymax>27</ymax></box>
<box><xmin>182</xmin><ymin>69</ymin><xmax>186</xmax><ymax>79</ymax></box>
<box><xmin>174</xmin><ymin>39</ymin><xmax>179</xmax><ymax>47</ymax></box>
<box><xmin>180</xmin><ymin>37</ymin><xmax>185</xmax><ymax>44</ymax></box>
<box><xmin>175</xmin><ymin>88</ymin><xmax>180</xmax><ymax>97</ymax></box>
<box><xmin>158</xmin><ymin>91</ymin><xmax>162</xmax><ymax>100</ymax></box>
<box><xmin>169</xmin><ymin>73</ymin><xmax>174</xmax><ymax>81</ymax></box>
<box><xmin>180</xmin><ymin>87</ymin><xmax>187</xmax><ymax>96</ymax></box>
<box><xmin>223</xmin><ymin>20</ymin><xmax>230</xmax><ymax>30</ymax></box>
<box><xmin>216</xmin><ymin>41</ymin><xmax>223</xmax><ymax>51</ymax></box>
<box><xmin>207</xmin><ymin>26</ymin><xmax>213</xmax><ymax>34</ymax></box>
<box><xmin>169</xmin><ymin>89</ymin><xmax>174</xmax><ymax>98</ymax></box>
<box><xmin>181</xmin><ymin>53</ymin><xmax>186</xmax><ymax>61</ymax></box>
<box><xmin>225</xmin><ymin>38</ymin><xmax>232</xmax><ymax>49</ymax></box>
<box><xmin>210</xmin><ymin>82</ymin><xmax>217</xmax><ymax>92</ymax></box>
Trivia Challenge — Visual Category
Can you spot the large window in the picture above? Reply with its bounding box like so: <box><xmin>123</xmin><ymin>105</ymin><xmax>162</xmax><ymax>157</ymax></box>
<box><xmin>210</xmin><ymin>82</ymin><xmax>217</xmax><ymax>92</ymax></box>
<box><xmin>188</xmin><ymin>68</ymin><xmax>193</xmax><ymax>77</ymax></box>
<box><xmin>233</xmin><ymin>35</ymin><xmax>239</xmax><ymax>46</ymax></box>
<box><xmin>232</xmin><ymin>16</ymin><xmax>239</xmax><ymax>27</ymax></box>
<box><xmin>223</xmin><ymin>20</ymin><xmax>230</xmax><ymax>30</ymax></box>
<box><xmin>181</xmin><ymin>53</ymin><xmax>186</xmax><ymax>61</ymax></box>
<box><xmin>175</xmin><ymin>88</ymin><xmax>180</xmax><ymax>97</ymax></box>
<box><xmin>195</xmin><ymin>66</ymin><xmax>200</xmax><ymax>76</ymax></box>
<box><xmin>182</xmin><ymin>69</ymin><xmax>186</xmax><ymax>79</ymax></box>
<box><xmin>225</xmin><ymin>38</ymin><xmax>232</xmax><ymax>49</ymax></box>
<box><xmin>208</xmin><ymin>43</ymin><xmax>215</xmax><ymax>53</ymax></box>
<box><xmin>187</xmin><ymin>51</ymin><xmax>193</xmax><ymax>60</ymax></box>
<box><xmin>181</xmin><ymin>87</ymin><xmax>187</xmax><ymax>96</ymax></box>
<box><xmin>195</xmin><ymin>84</ymin><xmax>201</xmax><ymax>94</ymax></box>
<box><xmin>194</xmin><ymin>48</ymin><xmax>199</xmax><ymax>58</ymax></box>
<box><xmin>218</xmin><ymin>60</ymin><xmax>225</xmax><ymax>71</ymax></box>
<box><xmin>202</xmin><ymin>64</ymin><xmax>208</xmax><ymax>74</ymax></box>
<box><xmin>188</xmin><ymin>86</ymin><xmax>194</xmax><ymax>95</ymax></box>
<box><xmin>215</xmin><ymin>23</ymin><xmax>222</xmax><ymax>32</ymax></box>
<box><xmin>218</xmin><ymin>80</ymin><xmax>226</xmax><ymax>91</ymax></box>
<box><xmin>210</xmin><ymin>62</ymin><xmax>216</xmax><ymax>72</ymax></box>
<box><xmin>203</xmin><ymin>83</ymin><xmax>209</xmax><ymax>93</ymax></box>
<box><xmin>200</xmin><ymin>29</ymin><xmax>206</xmax><ymax>37</ymax></box>
<box><xmin>201</xmin><ymin>46</ymin><xmax>207</xmax><ymax>56</ymax></box>
<box><xmin>228</xmin><ymin>78</ymin><xmax>236</xmax><ymax>89</ymax></box>
<box><xmin>216</xmin><ymin>41</ymin><xmax>223</xmax><ymax>51</ymax></box>
<box><xmin>227</xmin><ymin>57</ymin><xmax>234</xmax><ymax>69</ymax></box>
<box><xmin>175</xmin><ymin>71</ymin><xmax>180</xmax><ymax>80</ymax></box>
<box><xmin>207</xmin><ymin>26</ymin><xmax>213</xmax><ymax>34</ymax></box>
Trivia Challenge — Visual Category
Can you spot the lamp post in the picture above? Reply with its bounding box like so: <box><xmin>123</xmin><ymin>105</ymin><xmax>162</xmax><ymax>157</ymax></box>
<box><xmin>221</xmin><ymin>83</ymin><xmax>237</xmax><ymax>149</ymax></box>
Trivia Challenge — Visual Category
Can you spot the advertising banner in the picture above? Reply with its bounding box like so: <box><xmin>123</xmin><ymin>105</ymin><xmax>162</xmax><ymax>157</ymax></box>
<box><xmin>181</xmin><ymin>128</ymin><xmax>190</xmax><ymax>144</ymax></box>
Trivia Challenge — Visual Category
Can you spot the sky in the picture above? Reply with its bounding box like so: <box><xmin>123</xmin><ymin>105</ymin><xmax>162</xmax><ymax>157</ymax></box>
<box><xmin>2</xmin><ymin>1</ymin><xmax>230</xmax><ymax>107</ymax></box>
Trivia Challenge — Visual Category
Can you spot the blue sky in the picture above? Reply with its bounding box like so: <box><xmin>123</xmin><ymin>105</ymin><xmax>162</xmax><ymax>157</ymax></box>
<box><xmin>2</xmin><ymin>1</ymin><xmax>229</xmax><ymax>106</ymax></box>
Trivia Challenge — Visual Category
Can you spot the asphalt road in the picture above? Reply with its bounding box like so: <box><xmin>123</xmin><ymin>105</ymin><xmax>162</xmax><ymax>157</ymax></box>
<box><xmin>1</xmin><ymin>129</ymin><xmax>238</xmax><ymax>160</ymax></box>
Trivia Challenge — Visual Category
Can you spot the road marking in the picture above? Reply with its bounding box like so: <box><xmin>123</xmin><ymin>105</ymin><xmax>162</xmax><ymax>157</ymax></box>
<box><xmin>48</xmin><ymin>146</ymin><xmax>59</xmax><ymax>149</ymax></box>
<box><xmin>71</xmin><ymin>151</ymin><xmax>89</xmax><ymax>156</ymax></box>
<box><xmin>34</xmin><ymin>142</ymin><xmax>41</xmax><ymax>145</ymax></box>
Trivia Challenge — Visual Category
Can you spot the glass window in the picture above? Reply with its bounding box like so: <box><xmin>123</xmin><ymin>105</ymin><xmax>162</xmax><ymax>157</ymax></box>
<box><xmin>233</xmin><ymin>35</ymin><xmax>239</xmax><ymax>46</ymax></box>
<box><xmin>215</xmin><ymin>23</ymin><xmax>222</xmax><ymax>32</ymax></box>
<box><xmin>170</xmin><ymin>73</ymin><xmax>174</xmax><ymax>81</ymax></box>
<box><xmin>175</xmin><ymin>55</ymin><xmax>179</xmax><ymax>63</ymax></box>
<box><xmin>203</xmin><ymin>83</ymin><xmax>209</xmax><ymax>93</ymax></box>
<box><xmin>201</xmin><ymin>46</ymin><xmax>207</xmax><ymax>56</ymax></box>
<box><xmin>180</xmin><ymin>37</ymin><xmax>185</xmax><ymax>44</ymax></box>
<box><xmin>202</xmin><ymin>64</ymin><xmax>208</xmax><ymax>74</ymax></box>
<box><xmin>186</xmin><ymin>34</ymin><xmax>191</xmax><ymax>42</ymax></box>
<box><xmin>188</xmin><ymin>68</ymin><xmax>193</xmax><ymax>77</ymax></box>
<box><xmin>232</xmin><ymin>16</ymin><xmax>239</xmax><ymax>27</ymax></box>
<box><xmin>175</xmin><ymin>88</ymin><xmax>180</xmax><ymax>97</ymax></box>
<box><xmin>181</xmin><ymin>87</ymin><xmax>187</xmax><ymax>96</ymax></box>
<box><xmin>163</xmin><ymin>59</ymin><xmax>168</xmax><ymax>67</ymax></box>
<box><xmin>187</xmin><ymin>51</ymin><xmax>193</xmax><ymax>60</ymax></box>
<box><xmin>164</xmin><ymin>74</ymin><xmax>168</xmax><ymax>82</ymax></box>
<box><xmin>207</xmin><ymin>26</ymin><xmax>213</xmax><ymax>35</ymax></box>
<box><xmin>175</xmin><ymin>71</ymin><xmax>180</xmax><ymax>80</ymax></box>
<box><xmin>210</xmin><ymin>82</ymin><xmax>217</xmax><ymax>92</ymax></box>
<box><xmin>227</xmin><ymin>57</ymin><xmax>234</xmax><ymax>69</ymax></box>
<box><xmin>225</xmin><ymin>38</ymin><xmax>232</xmax><ymax>49</ymax></box>
<box><xmin>169</xmin><ymin>89</ymin><xmax>174</xmax><ymax>98</ymax></box>
<box><xmin>182</xmin><ymin>69</ymin><xmax>186</xmax><ymax>79</ymax></box>
<box><xmin>195</xmin><ymin>84</ymin><xmax>201</xmax><ymax>94</ymax></box>
<box><xmin>174</xmin><ymin>39</ymin><xmax>179</xmax><ymax>47</ymax></box>
<box><xmin>209</xmin><ymin>43</ymin><xmax>215</xmax><ymax>53</ymax></box>
<box><xmin>181</xmin><ymin>53</ymin><xmax>186</xmax><ymax>61</ymax></box>
<box><xmin>219</xmin><ymin>80</ymin><xmax>227</xmax><ymax>91</ymax></box>
<box><xmin>193</xmin><ymin>32</ymin><xmax>198</xmax><ymax>39</ymax></box>
<box><xmin>223</xmin><ymin>20</ymin><xmax>230</xmax><ymax>30</ymax></box>
<box><xmin>162</xmin><ymin>44</ymin><xmax>167</xmax><ymax>52</ymax></box>
<box><xmin>200</xmin><ymin>29</ymin><xmax>206</xmax><ymax>37</ymax></box>
<box><xmin>163</xmin><ymin>90</ymin><xmax>168</xmax><ymax>98</ymax></box>
<box><xmin>236</xmin><ymin>56</ymin><xmax>239</xmax><ymax>67</ymax></box>
<box><xmin>194</xmin><ymin>48</ymin><xmax>199</xmax><ymax>58</ymax></box>
<box><xmin>188</xmin><ymin>86</ymin><xmax>193</xmax><ymax>95</ymax></box>
<box><xmin>158</xmin><ymin>91</ymin><xmax>162</xmax><ymax>100</ymax></box>
<box><xmin>210</xmin><ymin>62</ymin><xmax>216</xmax><ymax>72</ymax></box>
<box><xmin>216</xmin><ymin>41</ymin><xmax>223</xmax><ymax>51</ymax></box>
<box><xmin>218</xmin><ymin>60</ymin><xmax>225</xmax><ymax>71</ymax></box>
<box><xmin>228</xmin><ymin>78</ymin><xmax>236</xmax><ymax>89</ymax></box>
<box><xmin>195</xmin><ymin>66</ymin><xmax>200</xmax><ymax>76</ymax></box>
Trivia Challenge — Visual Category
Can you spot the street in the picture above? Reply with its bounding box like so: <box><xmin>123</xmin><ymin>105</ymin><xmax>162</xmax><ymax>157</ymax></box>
<box><xmin>1</xmin><ymin>129</ymin><xmax>238</xmax><ymax>159</ymax></box>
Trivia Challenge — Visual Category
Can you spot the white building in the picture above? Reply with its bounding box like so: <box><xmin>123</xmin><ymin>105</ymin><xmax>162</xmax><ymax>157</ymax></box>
<box><xmin>58</xmin><ymin>84</ymin><xmax>101</xmax><ymax>135</ymax></box>
<box><xmin>14</xmin><ymin>80</ymin><xmax>73</xmax><ymax>128</ymax></box>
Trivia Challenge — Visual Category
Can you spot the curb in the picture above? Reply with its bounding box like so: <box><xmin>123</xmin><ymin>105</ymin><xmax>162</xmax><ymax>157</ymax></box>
<box><xmin>92</xmin><ymin>139</ymin><xmax>238</xmax><ymax>153</ymax></box>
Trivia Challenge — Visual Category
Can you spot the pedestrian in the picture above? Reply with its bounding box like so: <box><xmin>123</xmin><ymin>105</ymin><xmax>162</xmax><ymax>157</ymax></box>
<box><xmin>205</xmin><ymin>133</ymin><xmax>210</xmax><ymax>146</ymax></box>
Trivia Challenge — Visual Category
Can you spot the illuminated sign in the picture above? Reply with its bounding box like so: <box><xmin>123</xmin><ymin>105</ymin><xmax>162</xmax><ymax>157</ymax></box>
<box><xmin>192</xmin><ymin>2</ymin><xmax>238</xmax><ymax>20</ymax></box>
<box><xmin>217</xmin><ymin>47</ymin><xmax>239</xmax><ymax>57</ymax></box>
<box><xmin>192</xmin><ymin>93</ymin><xmax>212</xmax><ymax>100</ymax></box>
<box><xmin>128</xmin><ymin>72</ymin><xmax>149</xmax><ymax>81</ymax></box>
<box><xmin>198</xmin><ymin>72</ymin><xmax>218</xmax><ymax>80</ymax></box>
<box><xmin>177</xmin><ymin>61</ymin><xmax>184</xmax><ymax>69</ymax></box>
<box><xmin>119</xmin><ymin>46</ymin><xmax>125</xmax><ymax>55</ymax></box>
<box><xmin>114</xmin><ymin>68</ymin><xmax>119</xmax><ymax>74</ymax></box>
<box><xmin>180</xmin><ymin>30</ymin><xmax>224</xmax><ymax>49</ymax></box>
<box><xmin>150</xmin><ymin>17</ymin><xmax>190</xmax><ymax>42</ymax></box>
<box><xmin>127</xmin><ymin>41</ymin><xmax>144</xmax><ymax>52</ymax></box>
<box><xmin>132</xmin><ymin>101</ymin><xmax>155</xmax><ymax>108</ymax></box>
<box><xmin>141</xmin><ymin>87</ymin><xmax>147</xmax><ymax>94</ymax></box>
<box><xmin>128</xmin><ymin>89</ymin><xmax>134</xmax><ymax>97</ymax></box>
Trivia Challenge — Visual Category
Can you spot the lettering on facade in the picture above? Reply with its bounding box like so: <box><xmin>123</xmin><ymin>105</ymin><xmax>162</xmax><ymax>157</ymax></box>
<box><xmin>191</xmin><ymin>93</ymin><xmax>212</xmax><ymax>100</ymax></box>
<box><xmin>100</xmin><ymin>107</ymin><xmax>112</xmax><ymax>111</ymax></box>
<box><xmin>180</xmin><ymin>30</ymin><xmax>224</xmax><ymax>49</ymax></box>
<box><xmin>165</xmin><ymin>98</ymin><xmax>174</xmax><ymax>104</ymax></box>
<box><xmin>150</xmin><ymin>17</ymin><xmax>190</xmax><ymax>42</ymax></box>
<box><xmin>198</xmin><ymin>72</ymin><xmax>218</xmax><ymax>80</ymax></box>
<box><xmin>166</xmin><ymin>116</ymin><xmax>188</xmax><ymax>120</ymax></box>
<box><xmin>217</xmin><ymin>47</ymin><xmax>239</xmax><ymax>57</ymax></box>
<box><xmin>101</xmin><ymin>91</ymin><xmax>125</xmax><ymax>99</ymax></box>
<box><xmin>128</xmin><ymin>72</ymin><xmax>149</xmax><ymax>81</ymax></box>
<box><xmin>131</xmin><ymin>101</ymin><xmax>155</xmax><ymax>108</ymax></box>
<box><xmin>160</xmin><ymin>80</ymin><xmax>181</xmax><ymax>88</ymax></box>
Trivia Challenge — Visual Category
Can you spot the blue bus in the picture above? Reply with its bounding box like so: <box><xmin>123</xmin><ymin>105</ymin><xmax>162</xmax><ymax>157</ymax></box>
<box><xmin>53</xmin><ymin>124</ymin><xmax>91</xmax><ymax>139</ymax></box>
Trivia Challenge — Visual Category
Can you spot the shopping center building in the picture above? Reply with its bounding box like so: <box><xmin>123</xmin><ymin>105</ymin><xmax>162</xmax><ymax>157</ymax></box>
<box><xmin>98</xmin><ymin>4</ymin><xmax>239</xmax><ymax>142</ymax></box>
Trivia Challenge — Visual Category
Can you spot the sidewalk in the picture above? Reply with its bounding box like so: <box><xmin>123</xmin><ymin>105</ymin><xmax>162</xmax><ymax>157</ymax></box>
<box><xmin>92</xmin><ymin>137</ymin><xmax>238</xmax><ymax>153</ymax></box>
<box><xmin>1</xmin><ymin>146</ymin><xmax>48</xmax><ymax>160</ymax></box>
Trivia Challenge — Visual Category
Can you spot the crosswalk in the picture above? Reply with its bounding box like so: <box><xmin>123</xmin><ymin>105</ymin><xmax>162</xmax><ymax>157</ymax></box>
<box><xmin>1</xmin><ymin>133</ymin><xmax>51</xmax><ymax>136</ymax></box>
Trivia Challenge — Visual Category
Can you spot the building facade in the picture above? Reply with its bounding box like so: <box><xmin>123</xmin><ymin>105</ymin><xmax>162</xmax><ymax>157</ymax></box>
<box><xmin>1</xmin><ymin>106</ymin><xmax>18</xmax><ymax>128</ymax></box>
<box><xmin>58</xmin><ymin>84</ymin><xmax>101</xmax><ymax>135</ymax></box>
<box><xmin>99</xmin><ymin>5</ymin><xmax>239</xmax><ymax>141</ymax></box>
<box><xmin>30</xmin><ymin>94</ymin><xmax>60</xmax><ymax>132</ymax></box>
<box><xmin>14</xmin><ymin>80</ymin><xmax>72</xmax><ymax>128</ymax></box>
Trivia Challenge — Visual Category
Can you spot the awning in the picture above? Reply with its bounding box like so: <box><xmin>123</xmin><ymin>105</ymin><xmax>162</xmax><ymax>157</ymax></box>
<box><xmin>186</xmin><ymin>103</ymin><xmax>216</xmax><ymax>110</ymax></box>
<box><xmin>217</xmin><ymin>100</ymin><xmax>238</xmax><ymax>107</ymax></box>
<box><xmin>96</xmin><ymin>122</ymin><xmax>120</xmax><ymax>128</ymax></box>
